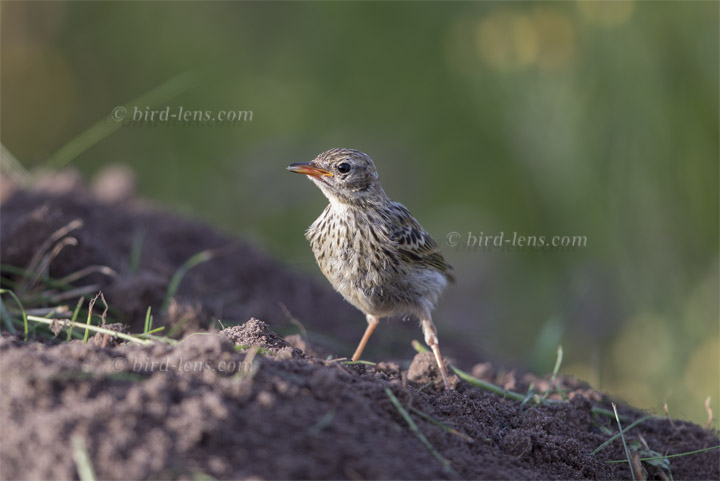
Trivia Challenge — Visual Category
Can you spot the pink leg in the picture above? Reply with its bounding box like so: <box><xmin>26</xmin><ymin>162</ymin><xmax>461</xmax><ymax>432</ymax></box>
<box><xmin>352</xmin><ymin>314</ymin><xmax>379</xmax><ymax>361</ymax></box>
<box><xmin>421</xmin><ymin>316</ymin><xmax>451</xmax><ymax>389</ymax></box>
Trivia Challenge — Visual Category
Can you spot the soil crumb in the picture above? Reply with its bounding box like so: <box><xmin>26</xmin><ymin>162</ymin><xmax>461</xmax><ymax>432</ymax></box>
<box><xmin>221</xmin><ymin>317</ymin><xmax>305</xmax><ymax>358</ymax></box>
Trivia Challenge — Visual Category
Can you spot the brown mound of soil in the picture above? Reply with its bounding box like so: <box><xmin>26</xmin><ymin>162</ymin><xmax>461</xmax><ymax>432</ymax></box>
<box><xmin>1</xmin><ymin>320</ymin><xmax>718</xmax><ymax>480</ymax></box>
<box><xmin>1</xmin><ymin>178</ymin><xmax>718</xmax><ymax>480</ymax></box>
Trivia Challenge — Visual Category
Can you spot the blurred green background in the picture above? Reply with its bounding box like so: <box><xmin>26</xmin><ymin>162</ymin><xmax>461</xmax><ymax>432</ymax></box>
<box><xmin>2</xmin><ymin>1</ymin><xmax>717</xmax><ymax>426</ymax></box>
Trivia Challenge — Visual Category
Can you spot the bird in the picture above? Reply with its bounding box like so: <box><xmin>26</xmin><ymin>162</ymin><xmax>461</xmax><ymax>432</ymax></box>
<box><xmin>287</xmin><ymin>148</ymin><xmax>453</xmax><ymax>389</ymax></box>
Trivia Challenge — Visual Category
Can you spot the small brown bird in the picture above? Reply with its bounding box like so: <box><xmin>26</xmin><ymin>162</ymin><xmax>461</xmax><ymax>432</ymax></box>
<box><xmin>287</xmin><ymin>148</ymin><xmax>453</xmax><ymax>389</ymax></box>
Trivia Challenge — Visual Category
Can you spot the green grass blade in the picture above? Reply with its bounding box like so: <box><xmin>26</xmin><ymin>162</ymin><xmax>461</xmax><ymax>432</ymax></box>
<box><xmin>44</xmin><ymin>72</ymin><xmax>196</xmax><ymax>170</ymax></box>
<box><xmin>0</xmin><ymin>143</ymin><xmax>30</xmax><ymax>186</ymax></box>
<box><xmin>129</xmin><ymin>227</ymin><xmax>145</xmax><ymax>275</ymax></box>
<box><xmin>612</xmin><ymin>403</ymin><xmax>637</xmax><ymax>481</ymax></box>
<box><xmin>144</xmin><ymin>306</ymin><xmax>153</xmax><ymax>334</ymax></box>
<box><xmin>415</xmin><ymin>339</ymin><xmax>530</xmax><ymax>403</ymax></box>
<box><xmin>408</xmin><ymin>406</ymin><xmax>475</xmax><ymax>443</ymax></box>
<box><xmin>1</xmin><ymin>264</ymin><xmax>100</xmax><ymax>293</ymax></box>
<box><xmin>27</xmin><ymin>315</ymin><xmax>153</xmax><ymax>345</ymax></box>
<box><xmin>0</xmin><ymin>289</ymin><xmax>28</xmax><ymax>341</ymax></box>
<box><xmin>341</xmin><ymin>360</ymin><xmax>377</xmax><ymax>366</ymax></box>
<box><xmin>451</xmin><ymin>365</ymin><xmax>526</xmax><ymax>402</ymax></box>
<box><xmin>541</xmin><ymin>345</ymin><xmax>563</xmax><ymax>401</ymax></box>
<box><xmin>605</xmin><ymin>445</ymin><xmax>720</xmax><ymax>463</ymax></box>
<box><xmin>83</xmin><ymin>294</ymin><xmax>97</xmax><ymax>343</ymax></box>
<box><xmin>385</xmin><ymin>388</ymin><xmax>456</xmax><ymax>475</ymax></box>
<box><xmin>0</xmin><ymin>275</ymin><xmax>19</xmax><ymax>290</ymax></box>
<box><xmin>0</xmin><ymin>297</ymin><xmax>18</xmax><ymax>334</ymax></box>
<box><xmin>232</xmin><ymin>344</ymin><xmax>268</xmax><ymax>354</ymax></box>
<box><xmin>411</xmin><ymin>339</ymin><xmax>430</xmax><ymax>353</ymax></box>
<box><xmin>592</xmin><ymin>406</ymin><xmax>630</xmax><ymax>421</ymax></box>
<box><xmin>161</xmin><ymin>248</ymin><xmax>222</xmax><ymax>312</ymax></box>
<box><xmin>551</xmin><ymin>345</ymin><xmax>563</xmax><ymax>378</ymax></box>
<box><xmin>307</xmin><ymin>411</ymin><xmax>335</xmax><ymax>435</ymax></box>
<box><xmin>137</xmin><ymin>333</ymin><xmax>177</xmax><ymax>345</ymax></box>
<box><xmin>415</xmin><ymin>339</ymin><xmax>540</xmax><ymax>405</ymax></box>
<box><xmin>592</xmin><ymin>415</ymin><xmax>651</xmax><ymax>455</ymax></box>
<box><xmin>71</xmin><ymin>434</ymin><xmax>97</xmax><ymax>481</ymax></box>
<box><xmin>67</xmin><ymin>297</ymin><xmax>85</xmax><ymax>342</ymax></box>
<box><xmin>191</xmin><ymin>470</ymin><xmax>218</xmax><ymax>481</ymax></box>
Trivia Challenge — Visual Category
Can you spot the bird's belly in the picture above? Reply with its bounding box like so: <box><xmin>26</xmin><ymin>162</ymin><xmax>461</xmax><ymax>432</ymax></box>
<box><xmin>309</xmin><ymin>232</ymin><xmax>444</xmax><ymax>318</ymax></box>
<box><xmin>313</xmin><ymin>243</ymin><xmax>383</xmax><ymax>311</ymax></box>
<box><xmin>308</xmin><ymin>222</ymin><xmax>391</xmax><ymax>314</ymax></box>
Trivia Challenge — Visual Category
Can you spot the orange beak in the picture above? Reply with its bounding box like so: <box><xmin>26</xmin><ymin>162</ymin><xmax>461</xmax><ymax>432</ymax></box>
<box><xmin>287</xmin><ymin>161</ymin><xmax>334</xmax><ymax>178</ymax></box>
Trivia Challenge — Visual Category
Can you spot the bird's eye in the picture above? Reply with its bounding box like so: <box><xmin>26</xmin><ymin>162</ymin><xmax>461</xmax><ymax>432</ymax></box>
<box><xmin>337</xmin><ymin>162</ymin><xmax>351</xmax><ymax>174</ymax></box>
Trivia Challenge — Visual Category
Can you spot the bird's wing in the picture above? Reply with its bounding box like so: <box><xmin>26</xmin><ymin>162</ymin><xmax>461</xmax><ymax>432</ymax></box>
<box><xmin>387</xmin><ymin>203</ymin><xmax>454</xmax><ymax>282</ymax></box>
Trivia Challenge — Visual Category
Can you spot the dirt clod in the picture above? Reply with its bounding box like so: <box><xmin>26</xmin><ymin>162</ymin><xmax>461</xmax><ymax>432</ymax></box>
<box><xmin>221</xmin><ymin>318</ymin><xmax>304</xmax><ymax>358</ymax></box>
<box><xmin>408</xmin><ymin>351</ymin><xmax>460</xmax><ymax>390</ymax></box>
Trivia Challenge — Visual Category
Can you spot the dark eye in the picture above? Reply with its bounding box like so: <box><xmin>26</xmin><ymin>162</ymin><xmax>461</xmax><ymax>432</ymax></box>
<box><xmin>337</xmin><ymin>162</ymin><xmax>351</xmax><ymax>174</ymax></box>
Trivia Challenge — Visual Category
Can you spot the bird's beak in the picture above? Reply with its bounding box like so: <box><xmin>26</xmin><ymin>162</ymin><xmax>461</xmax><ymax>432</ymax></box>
<box><xmin>287</xmin><ymin>161</ymin><xmax>334</xmax><ymax>178</ymax></box>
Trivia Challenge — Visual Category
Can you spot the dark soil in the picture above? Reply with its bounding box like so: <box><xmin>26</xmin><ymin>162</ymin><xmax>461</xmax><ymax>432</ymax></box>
<box><xmin>1</xmin><ymin>174</ymin><xmax>718</xmax><ymax>480</ymax></box>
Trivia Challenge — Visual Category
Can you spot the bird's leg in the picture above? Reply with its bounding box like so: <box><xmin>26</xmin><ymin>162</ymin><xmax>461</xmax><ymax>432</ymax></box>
<box><xmin>421</xmin><ymin>316</ymin><xmax>451</xmax><ymax>390</ymax></box>
<box><xmin>352</xmin><ymin>314</ymin><xmax>379</xmax><ymax>361</ymax></box>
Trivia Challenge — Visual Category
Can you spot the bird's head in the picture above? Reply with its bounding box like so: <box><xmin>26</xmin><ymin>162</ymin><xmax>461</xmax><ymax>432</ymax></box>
<box><xmin>287</xmin><ymin>148</ymin><xmax>386</xmax><ymax>205</ymax></box>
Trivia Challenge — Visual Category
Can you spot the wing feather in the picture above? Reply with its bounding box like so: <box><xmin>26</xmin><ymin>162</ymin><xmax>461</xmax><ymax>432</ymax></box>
<box><xmin>387</xmin><ymin>203</ymin><xmax>455</xmax><ymax>282</ymax></box>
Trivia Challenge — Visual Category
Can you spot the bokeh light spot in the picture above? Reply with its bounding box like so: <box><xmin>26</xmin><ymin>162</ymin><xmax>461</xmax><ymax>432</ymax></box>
<box><xmin>683</xmin><ymin>338</ymin><xmax>720</xmax><ymax>412</ymax></box>
<box><xmin>577</xmin><ymin>0</ymin><xmax>635</xmax><ymax>27</ymax></box>
<box><xmin>611</xmin><ymin>313</ymin><xmax>675</xmax><ymax>379</ymax></box>
<box><xmin>476</xmin><ymin>8</ymin><xmax>575</xmax><ymax>71</ymax></box>
<box><xmin>476</xmin><ymin>10</ymin><xmax>536</xmax><ymax>71</ymax></box>
<box><xmin>532</xmin><ymin>9</ymin><xmax>576</xmax><ymax>70</ymax></box>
